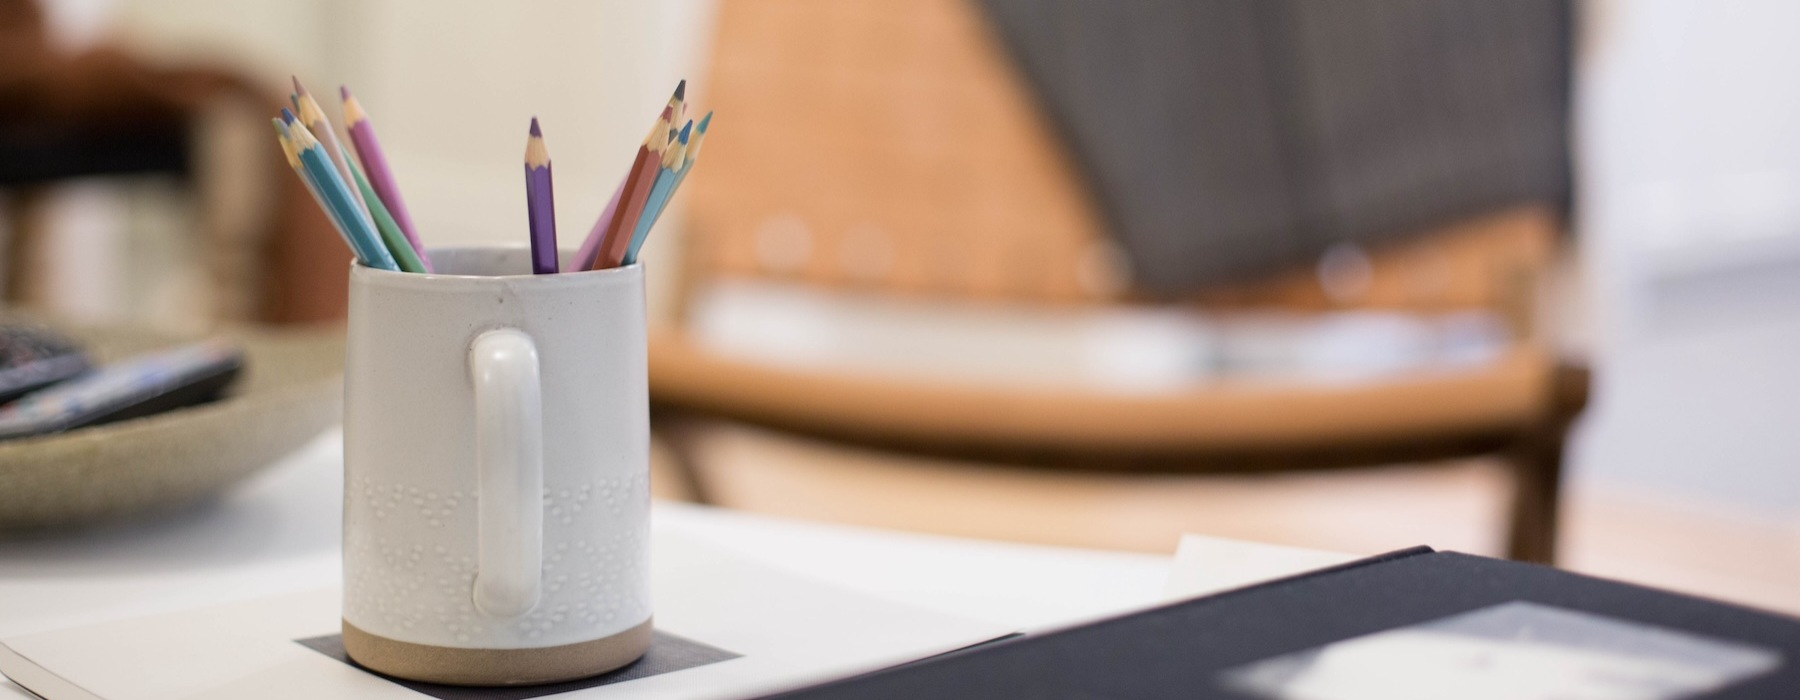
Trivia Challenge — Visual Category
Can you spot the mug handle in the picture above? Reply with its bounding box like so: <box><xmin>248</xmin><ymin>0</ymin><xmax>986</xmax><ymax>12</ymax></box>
<box><xmin>469</xmin><ymin>328</ymin><xmax>543</xmax><ymax>617</ymax></box>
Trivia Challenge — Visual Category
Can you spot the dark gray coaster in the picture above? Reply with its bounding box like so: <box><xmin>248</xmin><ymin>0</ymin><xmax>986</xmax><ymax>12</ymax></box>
<box><xmin>296</xmin><ymin>631</ymin><xmax>740</xmax><ymax>699</ymax></box>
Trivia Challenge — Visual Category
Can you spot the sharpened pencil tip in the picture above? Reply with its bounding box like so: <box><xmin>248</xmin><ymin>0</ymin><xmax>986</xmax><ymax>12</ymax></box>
<box><xmin>530</xmin><ymin>117</ymin><xmax>541</xmax><ymax>137</ymax></box>
<box><xmin>698</xmin><ymin>111</ymin><xmax>713</xmax><ymax>131</ymax></box>
<box><xmin>340</xmin><ymin>85</ymin><xmax>351</xmax><ymax>100</ymax></box>
<box><xmin>280</xmin><ymin>108</ymin><xmax>297</xmax><ymax>124</ymax></box>
<box><xmin>678</xmin><ymin>120</ymin><xmax>693</xmax><ymax>143</ymax></box>
<box><xmin>291</xmin><ymin>76</ymin><xmax>306</xmax><ymax>97</ymax></box>
<box><xmin>673</xmin><ymin>80</ymin><xmax>686</xmax><ymax>101</ymax></box>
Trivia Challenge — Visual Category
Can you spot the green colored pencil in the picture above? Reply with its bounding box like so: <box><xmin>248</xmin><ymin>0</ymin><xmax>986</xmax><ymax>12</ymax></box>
<box><xmin>345</xmin><ymin>146</ymin><xmax>428</xmax><ymax>273</ymax></box>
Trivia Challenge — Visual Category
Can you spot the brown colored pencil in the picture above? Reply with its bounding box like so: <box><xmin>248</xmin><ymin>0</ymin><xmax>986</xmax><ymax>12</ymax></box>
<box><xmin>593</xmin><ymin>104</ymin><xmax>674</xmax><ymax>269</ymax></box>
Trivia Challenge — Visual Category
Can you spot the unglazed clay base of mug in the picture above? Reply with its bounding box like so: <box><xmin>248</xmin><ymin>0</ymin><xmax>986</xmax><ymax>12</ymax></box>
<box><xmin>342</xmin><ymin>617</ymin><xmax>653</xmax><ymax>686</ymax></box>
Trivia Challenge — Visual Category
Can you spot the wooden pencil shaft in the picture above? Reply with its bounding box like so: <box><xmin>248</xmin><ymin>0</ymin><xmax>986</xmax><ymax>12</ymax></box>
<box><xmin>526</xmin><ymin>164</ymin><xmax>557</xmax><ymax>274</ymax></box>
<box><xmin>278</xmin><ymin>119</ymin><xmax>360</xmax><ymax>253</ymax></box>
<box><xmin>299</xmin><ymin>153</ymin><xmax>376</xmax><ymax>267</ymax></box>
<box><xmin>631</xmin><ymin>116</ymin><xmax>708</xmax><ymax>262</ymax></box>
<box><xmin>580</xmin><ymin>83</ymin><xmax>686</xmax><ymax>270</ymax></box>
<box><xmin>586</xmin><ymin>101</ymin><xmax>677</xmax><ymax>270</ymax></box>
<box><xmin>574</xmin><ymin>174</ymin><xmax>627</xmax><ymax>272</ymax></box>
<box><xmin>660</xmin><ymin>127</ymin><xmax>689</xmax><ymax>169</ymax></box>
<box><xmin>349</xmin><ymin>151</ymin><xmax>428</xmax><ymax>273</ymax></box>
<box><xmin>686</xmin><ymin>112</ymin><xmax>713</xmax><ymax>164</ymax></box>
<box><xmin>296</xmin><ymin>85</ymin><xmax>368</xmax><ymax>221</ymax></box>
<box><xmin>592</xmin><ymin>147</ymin><xmax>652</xmax><ymax>269</ymax></box>
<box><xmin>601</xmin><ymin>150</ymin><xmax>662</xmax><ymax>269</ymax></box>
<box><xmin>624</xmin><ymin>122</ymin><xmax>693</xmax><ymax>265</ymax></box>
<box><xmin>525</xmin><ymin>120</ymin><xmax>557</xmax><ymax>274</ymax></box>
<box><xmin>623</xmin><ymin>168</ymin><xmax>679</xmax><ymax>266</ymax></box>
<box><xmin>343</xmin><ymin>89</ymin><xmax>432</xmax><ymax>272</ymax></box>
<box><xmin>296</xmin><ymin>138</ymin><xmax>396</xmax><ymax>270</ymax></box>
<box><xmin>644</xmin><ymin>153</ymin><xmax>700</xmax><ymax>237</ymax></box>
<box><xmin>291</xmin><ymin>155</ymin><xmax>356</xmax><ymax>248</ymax></box>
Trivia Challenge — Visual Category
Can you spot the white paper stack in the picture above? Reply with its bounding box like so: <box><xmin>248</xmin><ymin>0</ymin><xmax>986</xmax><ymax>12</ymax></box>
<box><xmin>0</xmin><ymin>530</ymin><xmax>1011</xmax><ymax>700</ymax></box>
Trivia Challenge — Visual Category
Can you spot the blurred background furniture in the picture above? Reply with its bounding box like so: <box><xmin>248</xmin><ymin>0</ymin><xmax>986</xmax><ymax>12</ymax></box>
<box><xmin>1</xmin><ymin>0</ymin><xmax>1792</xmax><ymax>629</ymax></box>
<box><xmin>0</xmin><ymin>0</ymin><xmax>345</xmax><ymax>325</ymax></box>
<box><xmin>650</xmin><ymin>0</ymin><xmax>1587</xmax><ymax>563</ymax></box>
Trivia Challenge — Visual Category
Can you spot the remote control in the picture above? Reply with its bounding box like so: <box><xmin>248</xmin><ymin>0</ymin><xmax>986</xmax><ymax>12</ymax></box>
<box><xmin>0</xmin><ymin>324</ymin><xmax>89</xmax><ymax>405</ymax></box>
<box><xmin>0</xmin><ymin>340</ymin><xmax>244</xmax><ymax>441</ymax></box>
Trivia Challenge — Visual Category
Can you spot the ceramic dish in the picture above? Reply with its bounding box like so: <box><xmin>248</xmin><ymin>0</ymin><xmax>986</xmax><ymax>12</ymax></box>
<box><xmin>0</xmin><ymin>319</ymin><xmax>342</xmax><ymax>531</ymax></box>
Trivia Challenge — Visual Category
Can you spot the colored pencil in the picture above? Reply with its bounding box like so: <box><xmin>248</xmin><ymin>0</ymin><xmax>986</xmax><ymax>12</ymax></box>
<box><xmin>666</xmin><ymin>79</ymin><xmax>686</xmax><ymax>141</ymax></box>
<box><xmin>589</xmin><ymin>82</ymin><xmax>684</xmax><ymax>270</ymax></box>
<box><xmin>292</xmin><ymin>77</ymin><xmax>368</xmax><ymax>219</ymax></box>
<box><xmin>283</xmin><ymin>110</ymin><xmax>398</xmax><ymax>271</ymax></box>
<box><xmin>644</xmin><ymin>110</ymin><xmax>712</xmax><ymax>234</ymax></box>
<box><xmin>595</xmin><ymin>105</ymin><xmax>673</xmax><ymax>269</ymax></box>
<box><xmin>573</xmin><ymin>175</ymin><xmax>627</xmax><ymax>271</ymax></box>
<box><xmin>347</xmin><ymin>149</ymin><xmax>429</xmax><ymax>273</ymax></box>
<box><xmin>571</xmin><ymin>107</ymin><xmax>678</xmax><ymax>270</ymax></box>
<box><xmin>577</xmin><ymin>82</ymin><xmax>685</xmax><ymax>271</ymax></box>
<box><xmin>341</xmin><ymin>86</ymin><xmax>432</xmax><ymax>271</ymax></box>
<box><xmin>273</xmin><ymin>74</ymin><xmax>707</xmax><ymax>274</ymax></box>
<box><xmin>524</xmin><ymin>117</ymin><xmax>557</xmax><ymax>274</ymax></box>
<box><xmin>274</xmin><ymin>119</ymin><xmax>355</xmax><ymax>253</ymax></box>
<box><xmin>622</xmin><ymin>120</ymin><xmax>691</xmax><ymax>266</ymax></box>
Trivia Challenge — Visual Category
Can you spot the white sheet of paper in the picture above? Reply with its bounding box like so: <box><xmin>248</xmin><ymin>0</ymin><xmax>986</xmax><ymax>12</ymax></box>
<box><xmin>0</xmin><ymin>529</ymin><xmax>1012</xmax><ymax>700</ymax></box>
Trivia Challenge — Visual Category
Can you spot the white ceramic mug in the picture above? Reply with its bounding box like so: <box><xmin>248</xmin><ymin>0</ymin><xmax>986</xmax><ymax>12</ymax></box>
<box><xmin>342</xmin><ymin>246</ymin><xmax>651</xmax><ymax>686</ymax></box>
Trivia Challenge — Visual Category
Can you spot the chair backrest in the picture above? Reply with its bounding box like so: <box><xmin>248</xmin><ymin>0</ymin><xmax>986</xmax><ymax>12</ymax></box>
<box><xmin>681</xmin><ymin>0</ymin><xmax>1555</xmax><ymax>318</ymax></box>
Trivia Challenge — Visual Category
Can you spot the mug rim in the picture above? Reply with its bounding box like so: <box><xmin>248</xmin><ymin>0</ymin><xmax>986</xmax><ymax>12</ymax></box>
<box><xmin>350</xmin><ymin>244</ymin><xmax>642</xmax><ymax>290</ymax></box>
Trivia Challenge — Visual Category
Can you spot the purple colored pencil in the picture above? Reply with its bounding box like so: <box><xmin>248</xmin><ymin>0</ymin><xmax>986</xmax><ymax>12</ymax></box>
<box><xmin>574</xmin><ymin>175</ymin><xmax>627</xmax><ymax>271</ymax></box>
<box><xmin>341</xmin><ymin>87</ymin><xmax>433</xmax><ymax>272</ymax></box>
<box><xmin>524</xmin><ymin>118</ymin><xmax>557</xmax><ymax>274</ymax></box>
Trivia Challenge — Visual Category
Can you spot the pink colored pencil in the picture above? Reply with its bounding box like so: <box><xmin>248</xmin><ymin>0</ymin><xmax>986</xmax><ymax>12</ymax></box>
<box><xmin>574</xmin><ymin>175</ymin><xmax>627</xmax><ymax>271</ymax></box>
<box><xmin>340</xmin><ymin>86</ymin><xmax>433</xmax><ymax>272</ymax></box>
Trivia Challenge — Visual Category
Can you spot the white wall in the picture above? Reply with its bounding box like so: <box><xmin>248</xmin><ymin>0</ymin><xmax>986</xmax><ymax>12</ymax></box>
<box><xmin>324</xmin><ymin>1</ymin><xmax>716</xmax><ymax>251</ymax></box>
<box><xmin>1573</xmin><ymin>0</ymin><xmax>1800</xmax><ymax>514</ymax></box>
<box><xmin>1580</xmin><ymin>0</ymin><xmax>1800</xmax><ymax>340</ymax></box>
<box><xmin>104</xmin><ymin>0</ymin><xmax>717</xmax><ymax>316</ymax></box>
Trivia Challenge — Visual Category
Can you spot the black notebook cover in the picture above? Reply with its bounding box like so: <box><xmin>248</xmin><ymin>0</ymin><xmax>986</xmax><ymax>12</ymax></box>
<box><xmin>760</xmin><ymin>548</ymin><xmax>1799</xmax><ymax>699</ymax></box>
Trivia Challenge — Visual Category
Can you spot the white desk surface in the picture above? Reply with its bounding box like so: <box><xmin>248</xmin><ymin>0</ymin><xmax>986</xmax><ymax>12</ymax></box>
<box><xmin>0</xmin><ymin>430</ymin><xmax>1338</xmax><ymax>699</ymax></box>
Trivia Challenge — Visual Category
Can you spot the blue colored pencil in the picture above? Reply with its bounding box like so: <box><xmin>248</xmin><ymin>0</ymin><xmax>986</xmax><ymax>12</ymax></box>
<box><xmin>622</xmin><ymin>120</ymin><xmax>690</xmax><ymax>266</ymax></box>
<box><xmin>627</xmin><ymin>112</ymin><xmax>711</xmax><ymax>265</ymax></box>
<box><xmin>283</xmin><ymin>110</ymin><xmax>398</xmax><ymax>271</ymax></box>
<box><xmin>293</xmin><ymin>77</ymin><xmax>369</xmax><ymax>218</ymax></box>
<box><xmin>275</xmin><ymin>118</ymin><xmax>364</xmax><ymax>266</ymax></box>
<box><xmin>524</xmin><ymin>118</ymin><xmax>557</xmax><ymax>274</ymax></box>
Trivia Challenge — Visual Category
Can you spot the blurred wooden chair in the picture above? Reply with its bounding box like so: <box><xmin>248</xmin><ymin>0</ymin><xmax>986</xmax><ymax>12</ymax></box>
<box><xmin>0</xmin><ymin>0</ymin><xmax>347</xmax><ymax>324</ymax></box>
<box><xmin>650</xmin><ymin>0</ymin><xmax>1587</xmax><ymax>562</ymax></box>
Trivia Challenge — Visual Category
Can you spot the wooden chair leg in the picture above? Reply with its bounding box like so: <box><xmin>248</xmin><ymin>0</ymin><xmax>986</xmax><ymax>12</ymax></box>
<box><xmin>651</xmin><ymin>406</ymin><xmax>717</xmax><ymax>505</ymax></box>
<box><xmin>1504</xmin><ymin>362</ymin><xmax>1589</xmax><ymax>564</ymax></box>
<box><xmin>2</xmin><ymin>188</ymin><xmax>51</xmax><ymax>306</ymax></box>
<box><xmin>1505</xmin><ymin>426</ymin><xmax>1564</xmax><ymax>563</ymax></box>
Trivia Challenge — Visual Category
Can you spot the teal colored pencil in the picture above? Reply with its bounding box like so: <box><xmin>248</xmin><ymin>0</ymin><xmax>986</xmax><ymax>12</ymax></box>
<box><xmin>345</xmin><ymin>147</ymin><xmax>428</xmax><ymax>273</ymax></box>
<box><xmin>623</xmin><ymin>120</ymin><xmax>692</xmax><ymax>266</ymax></box>
<box><xmin>284</xmin><ymin>112</ymin><xmax>397</xmax><ymax>271</ymax></box>
<box><xmin>639</xmin><ymin>111</ymin><xmax>711</xmax><ymax>242</ymax></box>
<box><xmin>274</xmin><ymin>119</ymin><xmax>354</xmax><ymax>252</ymax></box>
